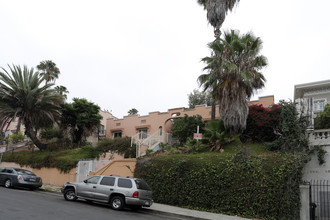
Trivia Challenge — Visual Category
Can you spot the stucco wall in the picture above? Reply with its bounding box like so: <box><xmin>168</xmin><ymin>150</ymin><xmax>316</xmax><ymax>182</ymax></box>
<box><xmin>248</xmin><ymin>96</ymin><xmax>274</xmax><ymax>108</ymax></box>
<box><xmin>0</xmin><ymin>162</ymin><xmax>76</xmax><ymax>186</ymax></box>
<box><xmin>303</xmin><ymin>146</ymin><xmax>330</xmax><ymax>181</ymax></box>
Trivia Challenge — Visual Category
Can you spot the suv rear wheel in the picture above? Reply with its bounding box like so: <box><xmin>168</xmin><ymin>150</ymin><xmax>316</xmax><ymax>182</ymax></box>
<box><xmin>110</xmin><ymin>196</ymin><xmax>125</xmax><ymax>210</ymax></box>
<box><xmin>64</xmin><ymin>188</ymin><xmax>77</xmax><ymax>201</ymax></box>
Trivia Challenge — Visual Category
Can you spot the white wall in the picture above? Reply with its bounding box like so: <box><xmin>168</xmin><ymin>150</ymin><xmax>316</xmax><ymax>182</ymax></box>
<box><xmin>303</xmin><ymin>146</ymin><xmax>330</xmax><ymax>181</ymax></box>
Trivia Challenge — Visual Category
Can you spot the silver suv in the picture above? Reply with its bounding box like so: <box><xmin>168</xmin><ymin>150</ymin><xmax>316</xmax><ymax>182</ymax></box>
<box><xmin>61</xmin><ymin>175</ymin><xmax>153</xmax><ymax>210</ymax></box>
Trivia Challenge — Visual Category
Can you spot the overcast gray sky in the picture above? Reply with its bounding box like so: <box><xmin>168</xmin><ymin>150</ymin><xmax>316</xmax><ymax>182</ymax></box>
<box><xmin>1</xmin><ymin>0</ymin><xmax>329</xmax><ymax>118</ymax></box>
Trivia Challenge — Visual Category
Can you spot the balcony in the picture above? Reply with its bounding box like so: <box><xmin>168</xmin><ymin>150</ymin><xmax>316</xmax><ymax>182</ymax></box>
<box><xmin>308</xmin><ymin>129</ymin><xmax>330</xmax><ymax>146</ymax></box>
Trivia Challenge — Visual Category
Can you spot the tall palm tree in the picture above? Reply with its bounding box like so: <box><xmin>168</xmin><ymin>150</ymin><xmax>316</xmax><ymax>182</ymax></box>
<box><xmin>37</xmin><ymin>60</ymin><xmax>60</xmax><ymax>84</ymax></box>
<box><xmin>197</xmin><ymin>0</ymin><xmax>240</xmax><ymax>38</ymax></box>
<box><xmin>198</xmin><ymin>30</ymin><xmax>267</xmax><ymax>133</ymax></box>
<box><xmin>0</xmin><ymin>65</ymin><xmax>63</xmax><ymax>150</ymax></box>
<box><xmin>197</xmin><ymin>0</ymin><xmax>240</xmax><ymax>118</ymax></box>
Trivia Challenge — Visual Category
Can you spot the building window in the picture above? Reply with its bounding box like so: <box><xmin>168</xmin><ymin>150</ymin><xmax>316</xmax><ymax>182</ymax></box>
<box><xmin>113</xmin><ymin>131</ymin><xmax>122</xmax><ymax>138</ymax></box>
<box><xmin>159</xmin><ymin>126</ymin><xmax>162</xmax><ymax>136</ymax></box>
<box><xmin>99</xmin><ymin>125</ymin><xmax>105</xmax><ymax>135</ymax></box>
<box><xmin>138</xmin><ymin>128</ymin><xmax>148</xmax><ymax>139</ymax></box>
<box><xmin>314</xmin><ymin>99</ymin><xmax>326</xmax><ymax>112</ymax></box>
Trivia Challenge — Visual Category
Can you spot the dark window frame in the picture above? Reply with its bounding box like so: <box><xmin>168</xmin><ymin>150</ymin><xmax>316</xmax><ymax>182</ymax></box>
<box><xmin>118</xmin><ymin>178</ymin><xmax>133</xmax><ymax>188</ymax></box>
<box><xmin>86</xmin><ymin>176</ymin><xmax>101</xmax><ymax>184</ymax></box>
<box><xmin>100</xmin><ymin>176</ymin><xmax>115</xmax><ymax>186</ymax></box>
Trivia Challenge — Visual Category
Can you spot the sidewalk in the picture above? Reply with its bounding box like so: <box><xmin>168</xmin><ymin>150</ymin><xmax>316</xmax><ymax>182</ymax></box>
<box><xmin>40</xmin><ymin>184</ymin><xmax>251</xmax><ymax>220</ymax></box>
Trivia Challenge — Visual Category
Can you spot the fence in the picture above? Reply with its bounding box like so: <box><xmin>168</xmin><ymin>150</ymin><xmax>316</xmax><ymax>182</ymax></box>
<box><xmin>310</xmin><ymin>180</ymin><xmax>330</xmax><ymax>220</ymax></box>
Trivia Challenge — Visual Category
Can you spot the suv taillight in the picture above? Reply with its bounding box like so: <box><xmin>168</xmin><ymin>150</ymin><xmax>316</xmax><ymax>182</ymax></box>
<box><xmin>18</xmin><ymin>175</ymin><xmax>23</xmax><ymax>181</ymax></box>
<box><xmin>133</xmin><ymin>191</ymin><xmax>139</xmax><ymax>198</ymax></box>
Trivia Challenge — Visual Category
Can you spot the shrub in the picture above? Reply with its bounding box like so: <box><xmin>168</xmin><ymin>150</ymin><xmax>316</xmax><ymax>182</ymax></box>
<box><xmin>9</xmin><ymin>132</ymin><xmax>25</xmax><ymax>143</ymax></box>
<box><xmin>202</xmin><ymin>120</ymin><xmax>229</xmax><ymax>150</ymax></box>
<box><xmin>2</xmin><ymin>144</ymin><xmax>100</xmax><ymax>173</ymax></box>
<box><xmin>183</xmin><ymin>138</ymin><xmax>209</xmax><ymax>153</ymax></box>
<box><xmin>135</xmin><ymin>152</ymin><xmax>306</xmax><ymax>220</ymax></box>
<box><xmin>96</xmin><ymin>137</ymin><xmax>136</xmax><ymax>158</ymax></box>
<box><xmin>315</xmin><ymin>104</ymin><xmax>330</xmax><ymax>129</ymax></box>
<box><xmin>171</xmin><ymin>114</ymin><xmax>205</xmax><ymax>145</ymax></box>
<box><xmin>268</xmin><ymin>101</ymin><xmax>309</xmax><ymax>152</ymax></box>
<box><xmin>40</xmin><ymin>127</ymin><xmax>63</xmax><ymax>140</ymax></box>
<box><xmin>241</xmin><ymin>104</ymin><xmax>282</xmax><ymax>142</ymax></box>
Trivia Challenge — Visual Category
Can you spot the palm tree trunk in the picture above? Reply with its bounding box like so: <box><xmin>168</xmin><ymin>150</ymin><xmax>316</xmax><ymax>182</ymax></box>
<box><xmin>15</xmin><ymin>118</ymin><xmax>21</xmax><ymax>134</ymax></box>
<box><xmin>211</xmin><ymin>102</ymin><xmax>216</xmax><ymax>120</ymax></box>
<box><xmin>25</xmin><ymin>126</ymin><xmax>47</xmax><ymax>151</ymax></box>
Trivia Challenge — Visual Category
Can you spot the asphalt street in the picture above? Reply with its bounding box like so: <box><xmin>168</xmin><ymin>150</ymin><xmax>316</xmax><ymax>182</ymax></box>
<box><xmin>0</xmin><ymin>187</ymin><xmax>191</xmax><ymax>220</ymax></box>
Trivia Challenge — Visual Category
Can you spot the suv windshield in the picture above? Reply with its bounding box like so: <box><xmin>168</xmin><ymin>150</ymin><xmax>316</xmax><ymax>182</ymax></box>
<box><xmin>135</xmin><ymin>179</ymin><xmax>151</xmax><ymax>191</ymax></box>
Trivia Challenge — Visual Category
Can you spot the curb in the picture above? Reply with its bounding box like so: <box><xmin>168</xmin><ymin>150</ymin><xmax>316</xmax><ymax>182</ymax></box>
<box><xmin>140</xmin><ymin>208</ymin><xmax>207</xmax><ymax>220</ymax></box>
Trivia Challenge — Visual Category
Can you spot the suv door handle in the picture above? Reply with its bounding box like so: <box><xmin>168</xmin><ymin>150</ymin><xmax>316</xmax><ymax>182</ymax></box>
<box><xmin>110</xmin><ymin>188</ymin><xmax>114</xmax><ymax>191</ymax></box>
<box><xmin>93</xmin><ymin>186</ymin><xmax>96</xmax><ymax>188</ymax></box>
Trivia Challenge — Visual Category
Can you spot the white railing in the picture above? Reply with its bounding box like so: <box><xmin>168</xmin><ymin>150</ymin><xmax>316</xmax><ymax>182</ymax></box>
<box><xmin>308</xmin><ymin>129</ymin><xmax>330</xmax><ymax>146</ymax></box>
<box><xmin>131</xmin><ymin>130</ymin><xmax>177</xmax><ymax>157</ymax></box>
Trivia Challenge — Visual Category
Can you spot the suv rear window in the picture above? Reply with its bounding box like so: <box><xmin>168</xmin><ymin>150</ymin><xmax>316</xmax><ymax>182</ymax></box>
<box><xmin>118</xmin><ymin>178</ymin><xmax>132</xmax><ymax>188</ymax></box>
<box><xmin>135</xmin><ymin>179</ymin><xmax>151</xmax><ymax>191</ymax></box>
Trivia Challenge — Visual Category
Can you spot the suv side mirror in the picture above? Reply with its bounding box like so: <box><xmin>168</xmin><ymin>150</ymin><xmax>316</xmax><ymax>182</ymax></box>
<box><xmin>83</xmin><ymin>180</ymin><xmax>87</xmax><ymax>183</ymax></box>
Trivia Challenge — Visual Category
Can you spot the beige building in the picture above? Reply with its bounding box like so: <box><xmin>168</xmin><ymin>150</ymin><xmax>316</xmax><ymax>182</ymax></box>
<box><xmin>98</xmin><ymin>109</ymin><xmax>116</xmax><ymax>139</ymax></box>
<box><xmin>87</xmin><ymin>109</ymin><xmax>116</xmax><ymax>144</ymax></box>
<box><xmin>106</xmin><ymin>96</ymin><xmax>274</xmax><ymax>145</ymax></box>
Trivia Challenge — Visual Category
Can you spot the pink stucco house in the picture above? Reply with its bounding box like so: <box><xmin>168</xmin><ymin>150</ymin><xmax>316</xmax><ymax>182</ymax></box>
<box><xmin>105</xmin><ymin>96</ymin><xmax>274</xmax><ymax>156</ymax></box>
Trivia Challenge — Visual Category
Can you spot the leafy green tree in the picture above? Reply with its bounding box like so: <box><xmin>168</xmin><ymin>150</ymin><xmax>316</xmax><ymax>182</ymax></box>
<box><xmin>171</xmin><ymin>114</ymin><xmax>205</xmax><ymax>145</ymax></box>
<box><xmin>315</xmin><ymin>104</ymin><xmax>330</xmax><ymax>129</ymax></box>
<box><xmin>188</xmin><ymin>89</ymin><xmax>213</xmax><ymax>108</ymax></box>
<box><xmin>197</xmin><ymin>0</ymin><xmax>240</xmax><ymax>38</ymax></box>
<box><xmin>37</xmin><ymin>60</ymin><xmax>60</xmax><ymax>84</ymax></box>
<box><xmin>128</xmin><ymin>108</ymin><xmax>138</xmax><ymax>116</ymax></box>
<box><xmin>60</xmin><ymin>98</ymin><xmax>102</xmax><ymax>144</ymax></box>
<box><xmin>55</xmin><ymin>85</ymin><xmax>69</xmax><ymax>100</ymax></box>
<box><xmin>198</xmin><ymin>30</ymin><xmax>267</xmax><ymax>134</ymax></box>
<box><xmin>269</xmin><ymin>102</ymin><xmax>309</xmax><ymax>152</ymax></box>
<box><xmin>9</xmin><ymin>131</ymin><xmax>25</xmax><ymax>143</ymax></box>
<box><xmin>0</xmin><ymin>65</ymin><xmax>63</xmax><ymax>150</ymax></box>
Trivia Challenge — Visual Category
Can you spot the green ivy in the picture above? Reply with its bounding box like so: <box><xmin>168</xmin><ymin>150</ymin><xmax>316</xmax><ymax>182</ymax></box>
<box><xmin>135</xmin><ymin>152</ymin><xmax>306</xmax><ymax>219</ymax></box>
<box><xmin>314</xmin><ymin>145</ymin><xmax>327</xmax><ymax>165</ymax></box>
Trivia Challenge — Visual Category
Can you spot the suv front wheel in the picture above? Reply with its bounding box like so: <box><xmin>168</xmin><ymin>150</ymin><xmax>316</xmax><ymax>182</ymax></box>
<box><xmin>64</xmin><ymin>188</ymin><xmax>77</xmax><ymax>201</ymax></box>
<box><xmin>110</xmin><ymin>196</ymin><xmax>125</xmax><ymax>210</ymax></box>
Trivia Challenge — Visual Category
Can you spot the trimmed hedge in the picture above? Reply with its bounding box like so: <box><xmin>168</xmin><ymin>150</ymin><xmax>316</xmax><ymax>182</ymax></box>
<box><xmin>134</xmin><ymin>152</ymin><xmax>306</xmax><ymax>220</ymax></box>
